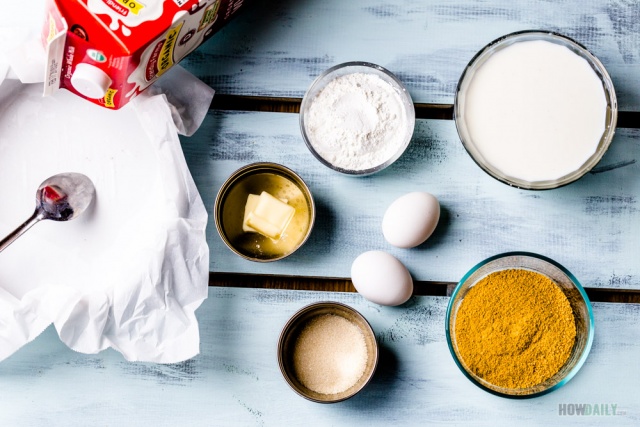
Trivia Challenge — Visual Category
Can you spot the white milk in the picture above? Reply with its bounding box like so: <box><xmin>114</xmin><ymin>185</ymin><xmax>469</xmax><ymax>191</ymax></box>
<box><xmin>461</xmin><ymin>40</ymin><xmax>607</xmax><ymax>183</ymax></box>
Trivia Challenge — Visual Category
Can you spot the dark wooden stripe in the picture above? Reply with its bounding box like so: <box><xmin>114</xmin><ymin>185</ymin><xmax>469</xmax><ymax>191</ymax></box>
<box><xmin>210</xmin><ymin>95</ymin><xmax>301</xmax><ymax>113</ymax></box>
<box><xmin>210</xmin><ymin>273</ymin><xmax>640</xmax><ymax>303</ymax></box>
<box><xmin>209</xmin><ymin>95</ymin><xmax>639</xmax><ymax>128</ymax></box>
<box><xmin>584</xmin><ymin>288</ymin><xmax>640</xmax><ymax>304</ymax></box>
<box><xmin>415</xmin><ymin>103</ymin><xmax>454</xmax><ymax>120</ymax></box>
<box><xmin>617</xmin><ymin>111</ymin><xmax>639</xmax><ymax>129</ymax></box>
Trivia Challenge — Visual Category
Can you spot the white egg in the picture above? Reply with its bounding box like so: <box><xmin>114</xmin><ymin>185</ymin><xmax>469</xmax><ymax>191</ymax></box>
<box><xmin>382</xmin><ymin>192</ymin><xmax>440</xmax><ymax>248</ymax></box>
<box><xmin>350</xmin><ymin>250</ymin><xmax>413</xmax><ymax>306</ymax></box>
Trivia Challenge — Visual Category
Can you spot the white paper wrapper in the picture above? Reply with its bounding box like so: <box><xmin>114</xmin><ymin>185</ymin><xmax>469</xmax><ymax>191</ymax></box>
<box><xmin>0</xmin><ymin>3</ymin><xmax>213</xmax><ymax>363</ymax></box>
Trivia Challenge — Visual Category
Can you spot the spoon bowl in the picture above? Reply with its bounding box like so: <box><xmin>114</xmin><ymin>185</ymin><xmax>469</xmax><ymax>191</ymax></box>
<box><xmin>0</xmin><ymin>173</ymin><xmax>96</xmax><ymax>253</ymax></box>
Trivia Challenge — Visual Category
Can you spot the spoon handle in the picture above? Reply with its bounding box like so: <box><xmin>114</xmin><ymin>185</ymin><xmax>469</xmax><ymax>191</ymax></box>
<box><xmin>0</xmin><ymin>210</ymin><xmax>43</xmax><ymax>253</ymax></box>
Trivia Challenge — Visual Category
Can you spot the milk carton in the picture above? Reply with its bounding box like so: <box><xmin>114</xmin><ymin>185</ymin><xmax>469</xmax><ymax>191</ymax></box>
<box><xmin>42</xmin><ymin>0</ymin><xmax>246</xmax><ymax>109</ymax></box>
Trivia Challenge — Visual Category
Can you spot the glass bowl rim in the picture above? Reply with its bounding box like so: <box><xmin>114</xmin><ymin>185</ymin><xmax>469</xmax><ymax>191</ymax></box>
<box><xmin>445</xmin><ymin>251</ymin><xmax>595</xmax><ymax>398</ymax></box>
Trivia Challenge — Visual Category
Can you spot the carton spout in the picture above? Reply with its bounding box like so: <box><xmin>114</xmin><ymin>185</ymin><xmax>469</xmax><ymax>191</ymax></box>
<box><xmin>70</xmin><ymin>63</ymin><xmax>112</xmax><ymax>99</ymax></box>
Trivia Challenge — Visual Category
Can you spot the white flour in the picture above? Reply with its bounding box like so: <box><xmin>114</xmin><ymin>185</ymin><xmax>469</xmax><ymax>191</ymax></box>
<box><xmin>305</xmin><ymin>73</ymin><xmax>409</xmax><ymax>171</ymax></box>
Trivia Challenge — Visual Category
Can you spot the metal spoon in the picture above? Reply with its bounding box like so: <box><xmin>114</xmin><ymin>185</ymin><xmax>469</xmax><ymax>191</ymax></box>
<box><xmin>0</xmin><ymin>173</ymin><xmax>96</xmax><ymax>253</ymax></box>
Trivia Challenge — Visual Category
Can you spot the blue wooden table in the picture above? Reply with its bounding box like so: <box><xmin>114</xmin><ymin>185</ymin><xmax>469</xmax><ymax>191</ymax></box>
<box><xmin>2</xmin><ymin>1</ymin><xmax>640</xmax><ymax>425</ymax></box>
<box><xmin>181</xmin><ymin>0</ymin><xmax>640</xmax><ymax>287</ymax></box>
<box><xmin>1</xmin><ymin>288</ymin><xmax>638</xmax><ymax>425</ymax></box>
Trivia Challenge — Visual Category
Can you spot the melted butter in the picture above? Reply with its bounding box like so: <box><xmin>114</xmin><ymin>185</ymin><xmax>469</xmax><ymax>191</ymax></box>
<box><xmin>221</xmin><ymin>172</ymin><xmax>311</xmax><ymax>260</ymax></box>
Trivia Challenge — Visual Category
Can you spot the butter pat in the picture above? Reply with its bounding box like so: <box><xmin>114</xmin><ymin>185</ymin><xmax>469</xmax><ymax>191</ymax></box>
<box><xmin>242</xmin><ymin>194</ymin><xmax>289</xmax><ymax>233</ymax></box>
<box><xmin>242</xmin><ymin>194</ymin><xmax>261</xmax><ymax>233</ymax></box>
<box><xmin>243</xmin><ymin>191</ymin><xmax>295</xmax><ymax>240</ymax></box>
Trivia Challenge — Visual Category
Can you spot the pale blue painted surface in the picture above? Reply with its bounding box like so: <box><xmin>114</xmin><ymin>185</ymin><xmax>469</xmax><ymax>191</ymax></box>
<box><xmin>0</xmin><ymin>288</ymin><xmax>638</xmax><ymax>426</ymax></box>
<box><xmin>181</xmin><ymin>0</ymin><xmax>640</xmax><ymax>110</ymax></box>
<box><xmin>183</xmin><ymin>111</ymin><xmax>640</xmax><ymax>289</ymax></box>
<box><xmin>180</xmin><ymin>0</ymin><xmax>640</xmax><ymax>289</ymax></box>
<box><xmin>2</xmin><ymin>2</ymin><xmax>639</xmax><ymax>425</ymax></box>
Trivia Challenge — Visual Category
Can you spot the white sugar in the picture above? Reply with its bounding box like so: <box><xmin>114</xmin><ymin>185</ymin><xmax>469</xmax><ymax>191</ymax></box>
<box><xmin>292</xmin><ymin>314</ymin><xmax>368</xmax><ymax>395</ymax></box>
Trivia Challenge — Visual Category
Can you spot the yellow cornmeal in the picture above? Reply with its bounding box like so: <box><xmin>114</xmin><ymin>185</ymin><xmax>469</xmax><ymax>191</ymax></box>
<box><xmin>454</xmin><ymin>269</ymin><xmax>576</xmax><ymax>389</ymax></box>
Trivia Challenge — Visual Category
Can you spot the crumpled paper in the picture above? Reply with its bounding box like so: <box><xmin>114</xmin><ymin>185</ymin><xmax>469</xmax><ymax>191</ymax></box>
<box><xmin>0</xmin><ymin>4</ymin><xmax>213</xmax><ymax>363</ymax></box>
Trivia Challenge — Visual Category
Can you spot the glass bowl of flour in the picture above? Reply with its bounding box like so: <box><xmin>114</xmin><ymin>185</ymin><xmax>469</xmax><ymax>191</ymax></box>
<box><xmin>300</xmin><ymin>62</ymin><xmax>415</xmax><ymax>175</ymax></box>
<box><xmin>454</xmin><ymin>31</ymin><xmax>617</xmax><ymax>190</ymax></box>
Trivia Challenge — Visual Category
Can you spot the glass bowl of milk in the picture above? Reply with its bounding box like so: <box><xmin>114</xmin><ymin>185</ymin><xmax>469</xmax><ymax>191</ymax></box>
<box><xmin>454</xmin><ymin>31</ymin><xmax>617</xmax><ymax>190</ymax></box>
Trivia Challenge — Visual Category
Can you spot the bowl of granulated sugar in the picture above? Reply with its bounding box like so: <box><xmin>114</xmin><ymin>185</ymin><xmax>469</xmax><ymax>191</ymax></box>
<box><xmin>300</xmin><ymin>62</ymin><xmax>415</xmax><ymax>175</ymax></box>
<box><xmin>278</xmin><ymin>301</ymin><xmax>378</xmax><ymax>403</ymax></box>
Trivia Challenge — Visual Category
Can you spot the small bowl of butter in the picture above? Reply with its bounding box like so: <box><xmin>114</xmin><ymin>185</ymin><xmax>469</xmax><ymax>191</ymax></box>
<box><xmin>214</xmin><ymin>162</ymin><xmax>315</xmax><ymax>261</ymax></box>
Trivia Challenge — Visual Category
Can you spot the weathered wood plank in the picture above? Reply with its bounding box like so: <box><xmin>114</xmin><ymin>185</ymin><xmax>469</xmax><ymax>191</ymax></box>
<box><xmin>209</xmin><ymin>273</ymin><xmax>640</xmax><ymax>303</ymax></box>
<box><xmin>182</xmin><ymin>0</ymin><xmax>640</xmax><ymax>110</ymax></box>
<box><xmin>182</xmin><ymin>110</ymin><xmax>640</xmax><ymax>289</ymax></box>
<box><xmin>0</xmin><ymin>288</ymin><xmax>637</xmax><ymax>426</ymax></box>
<box><xmin>208</xmin><ymin>96</ymin><xmax>640</xmax><ymax>129</ymax></box>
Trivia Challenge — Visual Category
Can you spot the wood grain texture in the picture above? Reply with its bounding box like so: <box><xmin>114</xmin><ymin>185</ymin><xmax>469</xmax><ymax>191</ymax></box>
<box><xmin>182</xmin><ymin>110</ymin><xmax>640</xmax><ymax>289</ymax></box>
<box><xmin>0</xmin><ymin>288</ymin><xmax>638</xmax><ymax>426</ymax></box>
<box><xmin>181</xmin><ymin>0</ymin><xmax>640</xmax><ymax>110</ymax></box>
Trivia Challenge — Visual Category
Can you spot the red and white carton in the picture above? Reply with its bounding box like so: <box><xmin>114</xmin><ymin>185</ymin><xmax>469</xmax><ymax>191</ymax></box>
<box><xmin>42</xmin><ymin>0</ymin><xmax>246</xmax><ymax>109</ymax></box>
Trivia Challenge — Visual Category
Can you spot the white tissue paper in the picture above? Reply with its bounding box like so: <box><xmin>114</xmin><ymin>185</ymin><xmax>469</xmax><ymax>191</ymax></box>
<box><xmin>0</xmin><ymin>4</ymin><xmax>213</xmax><ymax>363</ymax></box>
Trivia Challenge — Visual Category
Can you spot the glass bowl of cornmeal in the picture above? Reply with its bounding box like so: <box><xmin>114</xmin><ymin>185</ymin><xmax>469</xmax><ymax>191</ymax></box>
<box><xmin>214</xmin><ymin>162</ymin><xmax>315</xmax><ymax>261</ymax></box>
<box><xmin>446</xmin><ymin>252</ymin><xmax>594</xmax><ymax>398</ymax></box>
<box><xmin>454</xmin><ymin>30</ymin><xmax>617</xmax><ymax>190</ymax></box>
